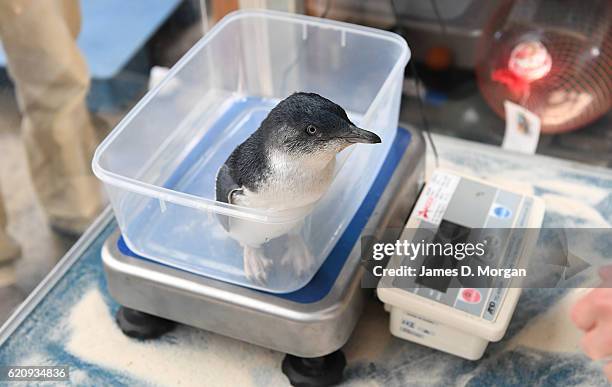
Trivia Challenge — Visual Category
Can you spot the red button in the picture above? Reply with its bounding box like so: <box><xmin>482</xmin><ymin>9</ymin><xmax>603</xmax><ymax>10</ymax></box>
<box><xmin>461</xmin><ymin>288</ymin><xmax>481</xmax><ymax>304</ymax></box>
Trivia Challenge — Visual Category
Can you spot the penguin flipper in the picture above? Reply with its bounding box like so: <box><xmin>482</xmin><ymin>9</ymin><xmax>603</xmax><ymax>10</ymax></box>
<box><xmin>215</xmin><ymin>163</ymin><xmax>242</xmax><ymax>231</ymax></box>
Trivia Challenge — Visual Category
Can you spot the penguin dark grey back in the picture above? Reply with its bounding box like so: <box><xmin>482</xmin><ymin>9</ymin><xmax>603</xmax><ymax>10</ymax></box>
<box><xmin>215</xmin><ymin>92</ymin><xmax>382</xmax><ymax>283</ymax></box>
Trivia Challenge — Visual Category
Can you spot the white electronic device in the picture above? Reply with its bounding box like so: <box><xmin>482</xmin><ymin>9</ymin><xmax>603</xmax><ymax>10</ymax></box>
<box><xmin>377</xmin><ymin>169</ymin><xmax>545</xmax><ymax>360</ymax></box>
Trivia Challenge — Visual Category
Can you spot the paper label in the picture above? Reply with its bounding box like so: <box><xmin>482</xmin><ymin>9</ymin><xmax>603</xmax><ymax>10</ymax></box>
<box><xmin>414</xmin><ymin>171</ymin><xmax>460</xmax><ymax>225</ymax></box>
<box><xmin>502</xmin><ymin>101</ymin><xmax>541</xmax><ymax>154</ymax></box>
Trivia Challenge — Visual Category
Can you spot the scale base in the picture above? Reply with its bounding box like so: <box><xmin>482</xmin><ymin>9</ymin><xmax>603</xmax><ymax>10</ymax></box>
<box><xmin>101</xmin><ymin>127</ymin><xmax>425</xmax><ymax>386</ymax></box>
<box><xmin>102</xmin><ymin>127</ymin><xmax>424</xmax><ymax>358</ymax></box>
<box><xmin>115</xmin><ymin>302</ymin><xmax>349</xmax><ymax>386</ymax></box>
<box><xmin>115</xmin><ymin>306</ymin><xmax>176</xmax><ymax>340</ymax></box>
<box><xmin>282</xmin><ymin>350</ymin><xmax>347</xmax><ymax>387</ymax></box>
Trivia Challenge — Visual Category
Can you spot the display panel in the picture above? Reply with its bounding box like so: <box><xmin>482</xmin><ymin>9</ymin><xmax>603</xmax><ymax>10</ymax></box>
<box><xmin>415</xmin><ymin>220</ymin><xmax>471</xmax><ymax>292</ymax></box>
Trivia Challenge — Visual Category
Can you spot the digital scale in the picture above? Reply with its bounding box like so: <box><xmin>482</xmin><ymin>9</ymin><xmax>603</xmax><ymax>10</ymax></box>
<box><xmin>102</xmin><ymin>126</ymin><xmax>425</xmax><ymax>386</ymax></box>
<box><xmin>377</xmin><ymin>170</ymin><xmax>545</xmax><ymax>360</ymax></box>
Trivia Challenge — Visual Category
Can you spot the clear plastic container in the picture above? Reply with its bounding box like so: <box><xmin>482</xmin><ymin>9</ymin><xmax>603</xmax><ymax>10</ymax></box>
<box><xmin>93</xmin><ymin>10</ymin><xmax>410</xmax><ymax>293</ymax></box>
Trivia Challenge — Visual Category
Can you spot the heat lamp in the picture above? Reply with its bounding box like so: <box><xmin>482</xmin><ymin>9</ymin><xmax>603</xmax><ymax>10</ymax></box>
<box><xmin>476</xmin><ymin>0</ymin><xmax>611</xmax><ymax>134</ymax></box>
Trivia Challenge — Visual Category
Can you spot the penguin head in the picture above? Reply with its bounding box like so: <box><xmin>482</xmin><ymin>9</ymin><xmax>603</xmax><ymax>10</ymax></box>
<box><xmin>261</xmin><ymin>92</ymin><xmax>381</xmax><ymax>157</ymax></box>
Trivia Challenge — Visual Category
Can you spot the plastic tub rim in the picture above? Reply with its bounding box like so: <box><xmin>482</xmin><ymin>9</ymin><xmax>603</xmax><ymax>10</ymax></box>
<box><xmin>92</xmin><ymin>9</ymin><xmax>411</xmax><ymax>225</ymax></box>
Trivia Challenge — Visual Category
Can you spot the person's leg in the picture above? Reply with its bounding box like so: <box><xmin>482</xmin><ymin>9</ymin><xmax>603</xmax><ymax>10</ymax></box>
<box><xmin>0</xmin><ymin>0</ymin><xmax>103</xmax><ymax>235</ymax></box>
<box><xmin>0</xmin><ymin>187</ymin><xmax>20</xmax><ymax>264</ymax></box>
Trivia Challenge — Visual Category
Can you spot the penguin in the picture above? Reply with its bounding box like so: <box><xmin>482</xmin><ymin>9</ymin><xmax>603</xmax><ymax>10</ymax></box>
<box><xmin>216</xmin><ymin>92</ymin><xmax>381</xmax><ymax>284</ymax></box>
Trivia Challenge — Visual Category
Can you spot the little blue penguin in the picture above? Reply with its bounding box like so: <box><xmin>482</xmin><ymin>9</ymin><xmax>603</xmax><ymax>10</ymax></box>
<box><xmin>216</xmin><ymin>92</ymin><xmax>381</xmax><ymax>284</ymax></box>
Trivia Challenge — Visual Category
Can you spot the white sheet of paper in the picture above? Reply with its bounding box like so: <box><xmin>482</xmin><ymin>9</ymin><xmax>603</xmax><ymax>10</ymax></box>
<box><xmin>502</xmin><ymin>101</ymin><xmax>541</xmax><ymax>154</ymax></box>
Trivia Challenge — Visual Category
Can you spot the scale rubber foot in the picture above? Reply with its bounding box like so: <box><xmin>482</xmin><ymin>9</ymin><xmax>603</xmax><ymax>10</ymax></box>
<box><xmin>116</xmin><ymin>306</ymin><xmax>176</xmax><ymax>340</ymax></box>
<box><xmin>281</xmin><ymin>350</ymin><xmax>347</xmax><ymax>387</ymax></box>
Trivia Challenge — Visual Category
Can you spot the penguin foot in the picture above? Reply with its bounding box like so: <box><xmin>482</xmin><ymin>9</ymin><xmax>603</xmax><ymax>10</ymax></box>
<box><xmin>243</xmin><ymin>246</ymin><xmax>272</xmax><ymax>285</ymax></box>
<box><xmin>281</xmin><ymin>234</ymin><xmax>316</xmax><ymax>278</ymax></box>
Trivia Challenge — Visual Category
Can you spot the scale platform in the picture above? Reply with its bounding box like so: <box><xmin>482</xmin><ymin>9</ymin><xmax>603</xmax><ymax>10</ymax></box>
<box><xmin>101</xmin><ymin>126</ymin><xmax>424</xmax><ymax>383</ymax></box>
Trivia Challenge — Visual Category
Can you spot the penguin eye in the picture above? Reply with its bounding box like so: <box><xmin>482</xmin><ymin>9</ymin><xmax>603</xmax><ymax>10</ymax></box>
<box><xmin>306</xmin><ymin>125</ymin><xmax>317</xmax><ymax>136</ymax></box>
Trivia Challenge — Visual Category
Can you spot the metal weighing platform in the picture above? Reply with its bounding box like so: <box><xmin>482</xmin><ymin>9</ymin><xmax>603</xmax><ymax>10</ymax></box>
<box><xmin>102</xmin><ymin>126</ymin><xmax>424</xmax><ymax>385</ymax></box>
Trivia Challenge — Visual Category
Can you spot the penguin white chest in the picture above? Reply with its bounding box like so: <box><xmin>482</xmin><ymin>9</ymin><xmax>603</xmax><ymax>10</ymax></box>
<box><xmin>237</xmin><ymin>150</ymin><xmax>336</xmax><ymax>210</ymax></box>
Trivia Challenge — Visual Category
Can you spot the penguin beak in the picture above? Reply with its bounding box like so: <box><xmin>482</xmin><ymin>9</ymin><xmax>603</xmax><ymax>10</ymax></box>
<box><xmin>343</xmin><ymin>125</ymin><xmax>382</xmax><ymax>144</ymax></box>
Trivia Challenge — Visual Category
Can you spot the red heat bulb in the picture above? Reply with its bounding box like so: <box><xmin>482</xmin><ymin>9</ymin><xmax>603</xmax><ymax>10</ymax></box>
<box><xmin>476</xmin><ymin>0</ymin><xmax>611</xmax><ymax>134</ymax></box>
